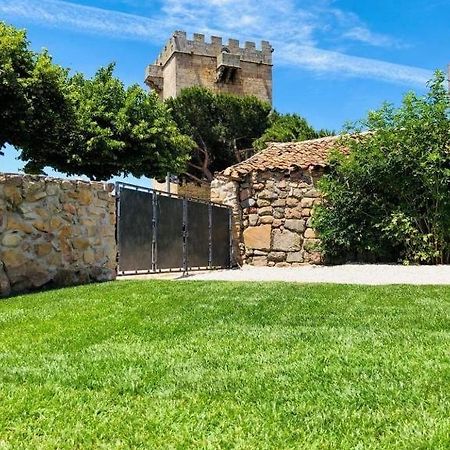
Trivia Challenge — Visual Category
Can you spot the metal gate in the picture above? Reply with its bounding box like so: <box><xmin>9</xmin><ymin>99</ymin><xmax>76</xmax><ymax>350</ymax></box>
<box><xmin>115</xmin><ymin>182</ymin><xmax>232</xmax><ymax>275</ymax></box>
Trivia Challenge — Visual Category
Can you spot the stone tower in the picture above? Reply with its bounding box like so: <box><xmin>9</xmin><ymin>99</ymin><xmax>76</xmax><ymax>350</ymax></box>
<box><xmin>145</xmin><ymin>31</ymin><xmax>273</xmax><ymax>104</ymax></box>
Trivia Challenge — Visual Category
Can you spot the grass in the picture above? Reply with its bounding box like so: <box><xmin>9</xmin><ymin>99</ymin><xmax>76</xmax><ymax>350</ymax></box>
<box><xmin>1</xmin><ymin>281</ymin><xmax>450</xmax><ymax>449</ymax></box>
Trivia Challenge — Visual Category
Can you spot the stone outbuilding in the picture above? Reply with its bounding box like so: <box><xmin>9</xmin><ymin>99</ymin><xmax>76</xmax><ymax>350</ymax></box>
<box><xmin>211</xmin><ymin>135</ymin><xmax>347</xmax><ymax>266</ymax></box>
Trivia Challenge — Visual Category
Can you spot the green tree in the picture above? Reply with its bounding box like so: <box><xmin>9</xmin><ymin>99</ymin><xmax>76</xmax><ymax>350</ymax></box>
<box><xmin>1</xmin><ymin>21</ymin><xmax>193</xmax><ymax>180</ymax></box>
<box><xmin>314</xmin><ymin>71</ymin><xmax>450</xmax><ymax>264</ymax></box>
<box><xmin>56</xmin><ymin>64</ymin><xmax>193</xmax><ymax>180</ymax></box>
<box><xmin>167</xmin><ymin>87</ymin><xmax>271</xmax><ymax>182</ymax></box>
<box><xmin>0</xmin><ymin>21</ymin><xmax>73</xmax><ymax>160</ymax></box>
<box><xmin>253</xmin><ymin>112</ymin><xmax>333</xmax><ymax>150</ymax></box>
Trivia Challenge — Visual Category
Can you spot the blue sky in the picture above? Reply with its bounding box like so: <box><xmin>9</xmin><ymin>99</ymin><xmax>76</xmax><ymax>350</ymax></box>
<box><xmin>1</xmin><ymin>0</ymin><xmax>448</xmax><ymax>184</ymax></box>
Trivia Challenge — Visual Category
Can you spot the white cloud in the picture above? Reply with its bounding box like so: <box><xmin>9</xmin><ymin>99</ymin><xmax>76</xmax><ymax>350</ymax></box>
<box><xmin>278</xmin><ymin>44</ymin><xmax>431</xmax><ymax>85</ymax></box>
<box><xmin>0</xmin><ymin>0</ymin><xmax>168</xmax><ymax>41</ymax></box>
<box><xmin>343</xmin><ymin>27</ymin><xmax>405</xmax><ymax>48</ymax></box>
<box><xmin>0</xmin><ymin>0</ymin><xmax>433</xmax><ymax>86</ymax></box>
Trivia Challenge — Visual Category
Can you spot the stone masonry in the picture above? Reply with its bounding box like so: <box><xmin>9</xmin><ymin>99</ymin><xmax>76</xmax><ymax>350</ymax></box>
<box><xmin>210</xmin><ymin>135</ymin><xmax>351</xmax><ymax>267</ymax></box>
<box><xmin>212</xmin><ymin>169</ymin><xmax>324</xmax><ymax>266</ymax></box>
<box><xmin>145</xmin><ymin>31</ymin><xmax>273</xmax><ymax>104</ymax></box>
<box><xmin>0</xmin><ymin>174</ymin><xmax>117</xmax><ymax>296</ymax></box>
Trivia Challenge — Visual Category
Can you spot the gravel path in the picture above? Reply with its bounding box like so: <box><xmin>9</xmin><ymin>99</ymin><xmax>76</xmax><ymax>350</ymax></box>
<box><xmin>121</xmin><ymin>264</ymin><xmax>450</xmax><ymax>285</ymax></box>
<box><xmin>186</xmin><ymin>264</ymin><xmax>450</xmax><ymax>284</ymax></box>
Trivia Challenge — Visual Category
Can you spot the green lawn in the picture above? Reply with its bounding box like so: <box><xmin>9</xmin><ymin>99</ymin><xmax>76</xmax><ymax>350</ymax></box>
<box><xmin>1</xmin><ymin>281</ymin><xmax>450</xmax><ymax>449</ymax></box>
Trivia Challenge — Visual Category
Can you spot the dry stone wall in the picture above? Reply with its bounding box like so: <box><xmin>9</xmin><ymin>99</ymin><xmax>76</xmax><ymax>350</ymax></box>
<box><xmin>211</xmin><ymin>169</ymin><xmax>324</xmax><ymax>266</ymax></box>
<box><xmin>210</xmin><ymin>176</ymin><xmax>242</xmax><ymax>265</ymax></box>
<box><xmin>0</xmin><ymin>174</ymin><xmax>116</xmax><ymax>296</ymax></box>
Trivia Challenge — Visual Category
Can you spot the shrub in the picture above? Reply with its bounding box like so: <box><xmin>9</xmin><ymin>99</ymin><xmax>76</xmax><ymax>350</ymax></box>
<box><xmin>314</xmin><ymin>71</ymin><xmax>450</xmax><ymax>264</ymax></box>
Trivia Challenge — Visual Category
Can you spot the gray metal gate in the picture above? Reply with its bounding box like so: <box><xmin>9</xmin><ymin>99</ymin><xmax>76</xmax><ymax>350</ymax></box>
<box><xmin>116</xmin><ymin>182</ymin><xmax>232</xmax><ymax>275</ymax></box>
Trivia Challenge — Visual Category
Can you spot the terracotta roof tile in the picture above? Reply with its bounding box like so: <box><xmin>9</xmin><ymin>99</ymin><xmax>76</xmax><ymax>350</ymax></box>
<box><xmin>222</xmin><ymin>135</ymin><xmax>348</xmax><ymax>179</ymax></box>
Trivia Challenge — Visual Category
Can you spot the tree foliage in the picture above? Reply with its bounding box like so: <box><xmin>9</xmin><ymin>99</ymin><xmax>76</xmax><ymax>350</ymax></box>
<box><xmin>21</xmin><ymin>65</ymin><xmax>193</xmax><ymax>181</ymax></box>
<box><xmin>314</xmin><ymin>71</ymin><xmax>450</xmax><ymax>264</ymax></box>
<box><xmin>66</xmin><ymin>65</ymin><xmax>192</xmax><ymax>180</ymax></box>
<box><xmin>253</xmin><ymin>112</ymin><xmax>333</xmax><ymax>150</ymax></box>
<box><xmin>0</xmin><ymin>21</ymin><xmax>73</xmax><ymax>159</ymax></box>
<box><xmin>167</xmin><ymin>87</ymin><xmax>272</xmax><ymax>182</ymax></box>
<box><xmin>1</xmin><ymin>22</ymin><xmax>193</xmax><ymax>180</ymax></box>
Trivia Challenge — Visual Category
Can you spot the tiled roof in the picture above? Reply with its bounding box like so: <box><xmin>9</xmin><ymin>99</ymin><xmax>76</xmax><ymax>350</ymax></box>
<box><xmin>221</xmin><ymin>135</ymin><xmax>348</xmax><ymax>179</ymax></box>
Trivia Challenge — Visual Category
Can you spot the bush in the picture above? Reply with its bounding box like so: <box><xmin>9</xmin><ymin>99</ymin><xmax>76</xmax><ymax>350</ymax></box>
<box><xmin>314</xmin><ymin>71</ymin><xmax>450</xmax><ymax>264</ymax></box>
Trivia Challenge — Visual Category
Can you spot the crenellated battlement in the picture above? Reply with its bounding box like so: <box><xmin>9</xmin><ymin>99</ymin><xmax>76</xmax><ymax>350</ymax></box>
<box><xmin>145</xmin><ymin>30</ymin><xmax>273</xmax><ymax>104</ymax></box>
<box><xmin>152</xmin><ymin>31</ymin><xmax>273</xmax><ymax>67</ymax></box>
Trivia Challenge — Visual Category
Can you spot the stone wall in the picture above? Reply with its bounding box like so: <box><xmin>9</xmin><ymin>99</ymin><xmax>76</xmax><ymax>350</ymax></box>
<box><xmin>210</xmin><ymin>176</ymin><xmax>242</xmax><ymax>265</ymax></box>
<box><xmin>211</xmin><ymin>169</ymin><xmax>324</xmax><ymax>266</ymax></box>
<box><xmin>0</xmin><ymin>174</ymin><xmax>116</xmax><ymax>296</ymax></box>
<box><xmin>173</xmin><ymin>53</ymin><xmax>273</xmax><ymax>103</ymax></box>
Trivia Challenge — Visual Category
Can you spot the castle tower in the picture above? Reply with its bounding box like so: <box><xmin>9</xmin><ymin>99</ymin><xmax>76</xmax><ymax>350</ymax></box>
<box><xmin>145</xmin><ymin>31</ymin><xmax>273</xmax><ymax>104</ymax></box>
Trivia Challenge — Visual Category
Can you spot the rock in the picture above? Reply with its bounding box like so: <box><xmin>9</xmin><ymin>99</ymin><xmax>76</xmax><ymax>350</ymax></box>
<box><xmin>253</xmin><ymin>250</ymin><xmax>268</xmax><ymax>256</ymax></box>
<box><xmin>35</xmin><ymin>242</ymin><xmax>52</xmax><ymax>256</ymax></box>
<box><xmin>300</xmin><ymin>197</ymin><xmax>314</xmax><ymax>208</ymax></box>
<box><xmin>97</xmin><ymin>190</ymin><xmax>112</xmax><ymax>201</ymax></box>
<box><xmin>252</xmin><ymin>256</ymin><xmax>268</xmax><ymax>266</ymax></box>
<box><xmin>260</xmin><ymin>216</ymin><xmax>274</xmax><ymax>224</ymax></box>
<box><xmin>285</xmin><ymin>208</ymin><xmax>302</xmax><ymax>219</ymax></box>
<box><xmin>6</xmin><ymin>216</ymin><xmax>33</xmax><ymax>233</ymax></box>
<box><xmin>272</xmin><ymin>199</ymin><xmax>286</xmax><ymax>207</ymax></box>
<box><xmin>286</xmin><ymin>197</ymin><xmax>298</xmax><ymax>207</ymax></box>
<box><xmin>18</xmin><ymin>204</ymin><xmax>38</xmax><ymax>220</ymax></box>
<box><xmin>272</xmin><ymin>219</ymin><xmax>283</xmax><ymax>228</ymax></box>
<box><xmin>284</xmin><ymin>219</ymin><xmax>305</xmax><ymax>233</ymax></box>
<box><xmin>0</xmin><ymin>262</ymin><xmax>11</xmax><ymax>297</ymax></box>
<box><xmin>2</xmin><ymin>249</ymin><xmax>26</xmax><ymax>269</ymax></box>
<box><xmin>258</xmin><ymin>206</ymin><xmax>272</xmax><ymax>216</ymax></box>
<box><xmin>304</xmin><ymin>189</ymin><xmax>320</xmax><ymax>198</ymax></box>
<box><xmin>53</xmin><ymin>269</ymin><xmax>77</xmax><ymax>286</ymax></box>
<box><xmin>63</xmin><ymin>203</ymin><xmax>76</xmax><ymax>215</ymax></box>
<box><xmin>4</xmin><ymin>185</ymin><xmax>22</xmax><ymax>206</ymax></box>
<box><xmin>50</xmin><ymin>216</ymin><xmax>67</xmax><ymax>230</ymax></box>
<box><xmin>272</xmin><ymin>229</ymin><xmax>302</xmax><ymax>252</ymax></box>
<box><xmin>248</xmin><ymin>214</ymin><xmax>258</xmax><ymax>226</ymax></box>
<box><xmin>256</xmin><ymin>199</ymin><xmax>271</xmax><ymax>207</ymax></box>
<box><xmin>240</xmin><ymin>188</ymin><xmax>251</xmax><ymax>202</ymax></box>
<box><xmin>304</xmin><ymin>228</ymin><xmax>317</xmax><ymax>239</ymax></box>
<box><xmin>2</xmin><ymin>232</ymin><xmax>22</xmax><ymax>247</ymax></box>
<box><xmin>258</xmin><ymin>190</ymin><xmax>278</xmax><ymax>200</ymax></box>
<box><xmin>241</xmin><ymin>198</ymin><xmax>255</xmax><ymax>208</ymax></box>
<box><xmin>27</xmin><ymin>191</ymin><xmax>47</xmax><ymax>202</ymax></box>
<box><xmin>286</xmin><ymin>251</ymin><xmax>304</xmax><ymax>263</ymax></box>
<box><xmin>72</xmin><ymin>237</ymin><xmax>90</xmax><ymax>250</ymax></box>
<box><xmin>243</xmin><ymin>225</ymin><xmax>271</xmax><ymax>250</ymax></box>
<box><xmin>46</xmin><ymin>184</ymin><xmax>59</xmax><ymax>196</ymax></box>
<box><xmin>4</xmin><ymin>175</ymin><xmax>22</xmax><ymax>186</ymax></box>
<box><xmin>301</xmin><ymin>208</ymin><xmax>311</xmax><ymax>217</ymax></box>
<box><xmin>28</xmin><ymin>266</ymin><xmax>52</xmax><ymax>287</ymax></box>
<box><xmin>84</xmin><ymin>248</ymin><xmax>95</xmax><ymax>264</ymax></box>
<box><xmin>32</xmin><ymin>220</ymin><xmax>50</xmax><ymax>233</ymax></box>
<box><xmin>292</xmin><ymin>189</ymin><xmax>304</xmax><ymax>198</ymax></box>
<box><xmin>273</xmin><ymin>208</ymin><xmax>285</xmax><ymax>219</ymax></box>
<box><xmin>268</xmin><ymin>251</ymin><xmax>286</xmax><ymax>262</ymax></box>
<box><xmin>307</xmin><ymin>252</ymin><xmax>322</xmax><ymax>264</ymax></box>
